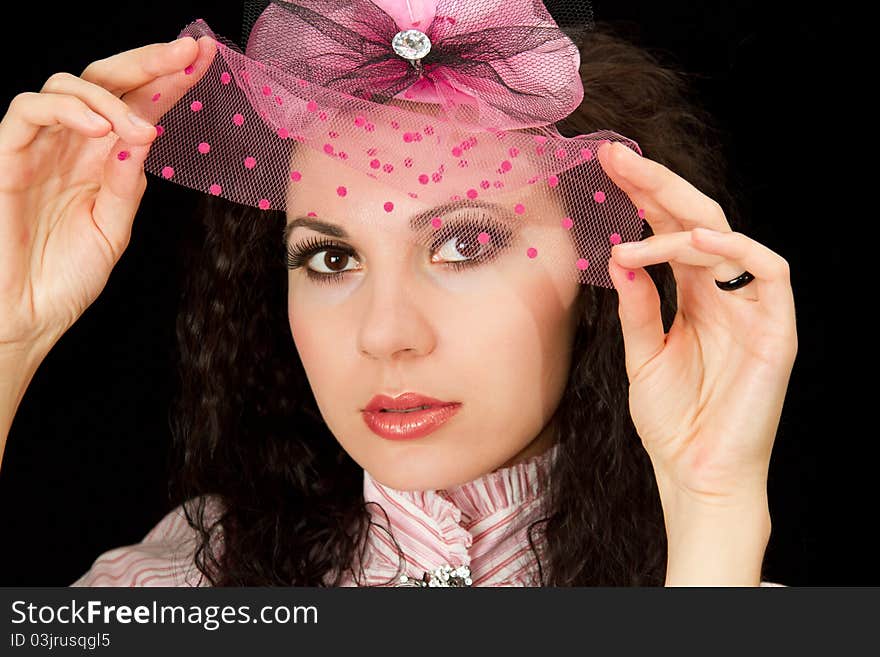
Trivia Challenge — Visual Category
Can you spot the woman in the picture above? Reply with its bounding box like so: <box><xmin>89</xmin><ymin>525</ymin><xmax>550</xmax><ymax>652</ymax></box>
<box><xmin>0</xmin><ymin>1</ymin><xmax>796</xmax><ymax>586</ymax></box>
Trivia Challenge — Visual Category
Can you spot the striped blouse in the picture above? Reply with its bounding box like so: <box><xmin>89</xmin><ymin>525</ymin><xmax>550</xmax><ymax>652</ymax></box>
<box><xmin>69</xmin><ymin>442</ymin><xmax>784</xmax><ymax>587</ymax></box>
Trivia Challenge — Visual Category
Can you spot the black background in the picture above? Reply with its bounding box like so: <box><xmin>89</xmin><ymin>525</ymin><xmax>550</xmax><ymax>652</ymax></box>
<box><xmin>0</xmin><ymin>1</ymin><xmax>863</xmax><ymax>585</ymax></box>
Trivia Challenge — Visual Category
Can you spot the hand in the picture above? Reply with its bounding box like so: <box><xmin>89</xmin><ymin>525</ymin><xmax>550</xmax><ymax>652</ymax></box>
<box><xmin>0</xmin><ymin>34</ymin><xmax>216</xmax><ymax>356</ymax></box>
<box><xmin>597</xmin><ymin>141</ymin><xmax>798</xmax><ymax>514</ymax></box>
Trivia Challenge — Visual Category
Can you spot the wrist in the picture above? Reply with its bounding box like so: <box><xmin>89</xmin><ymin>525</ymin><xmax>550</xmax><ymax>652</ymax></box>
<box><xmin>0</xmin><ymin>341</ymin><xmax>48</xmax><ymax>388</ymax></box>
<box><xmin>663</xmin><ymin>497</ymin><xmax>771</xmax><ymax>587</ymax></box>
<box><xmin>1</xmin><ymin>343</ymin><xmax>48</xmax><ymax>468</ymax></box>
<box><xmin>652</xmin><ymin>464</ymin><xmax>771</xmax><ymax>524</ymax></box>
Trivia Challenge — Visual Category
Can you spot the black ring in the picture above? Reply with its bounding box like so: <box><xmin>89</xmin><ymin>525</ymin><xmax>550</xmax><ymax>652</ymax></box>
<box><xmin>715</xmin><ymin>270</ymin><xmax>755</xmax><ymax>291</ymax></box>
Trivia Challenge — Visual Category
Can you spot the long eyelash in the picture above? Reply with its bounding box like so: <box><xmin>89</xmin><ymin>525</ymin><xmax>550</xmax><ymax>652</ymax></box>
<box><xmin>286</xmin><ymin>236</ymin><xmax>352</xmax><ymax>269</ymax></box>
<box><xmin>285</xmin><ymin>214</ymin><xmax>510</xmax><ymax>285</ymax></box>
<box><xmin>285</xmin><ymin>237</ymin><xmax>355</xmax><ymax>286</ymax></box>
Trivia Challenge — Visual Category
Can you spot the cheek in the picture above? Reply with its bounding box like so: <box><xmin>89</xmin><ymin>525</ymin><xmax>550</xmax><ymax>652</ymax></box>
<box><xmin>461</xmin><ymin>278</ymin><xmax>576</xmax><ymax>416</ymax></box>
<box><xmin>287</xmin><ymin>285</ymin><xmax>346</xmax><ymax>397</ymax></box>
<box><xmin>287</xmin><ymin>284</ymin><xmax>308</xmax><ymax>354</ymax></box>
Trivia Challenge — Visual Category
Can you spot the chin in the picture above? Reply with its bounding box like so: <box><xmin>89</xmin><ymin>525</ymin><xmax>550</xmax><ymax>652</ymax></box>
<box><xmin>368</xmin><ymin>458</ymin><xmax>491</xmax><ymax>492</ymax></box>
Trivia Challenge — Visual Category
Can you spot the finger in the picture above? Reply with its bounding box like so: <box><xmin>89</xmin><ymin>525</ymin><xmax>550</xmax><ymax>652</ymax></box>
<box><xmin>91</xmin><ymin>140</ymin><xmax>153</xmax><ymax>261</ymax></box>
<box><xmin>39</xmin><ymin>72</ymin><xmax>159</xmax><ymax>143</ymax></box>
<box><xmin>120</xmin><ymin>34</ymin><xmax>218</xmax><ymax>125</ymax></box>
<box><xmin>611</xmin><ymin>229</ymin><xmax>793</xmax><ymax>309</ymax></box>
<box><xmin>80</xmin><ymin>36</ymin><xmax>200</xmax><ymax>98</ymax></box>
<box><xmin>90</xmin><ymin>37</ymin><xmax>218</xmax><ymax>260</ymax></box>
<box><xmin>597</xmin><ymin>141</ymin><xmax>682</xmax><ymax>236</ymax></box>
<box><xmin>0</xmin><ymin>92</ymin><xmax>115</xmax><ymax>155</ymax></box>
<box><xmin>690</xmin><ymin>228</ymin><xmax>796</xmax><ymax>317</ymax></box>
<box><xmin>87</xmin><ymin>35</ymin><xmax>217</xmax><ymax>262</ymax></box>
<box><xmin>599</xmin><ymin>141</ymin><xmax>732</xmax><ymax>233</ymax></box>
<box><xmin>0</xmin><ymin>37</ymin><xmax>202</xmax><ymax>154</ymax></box>
<box><xmin>607</xmin><ymin>256</ymin><xmax>666</xmax><ymax>382</ymax></box>
<box><xmin>611</xmin><ymin>230</ymin><xmax>753</xmax><ymax>297</ymax></box>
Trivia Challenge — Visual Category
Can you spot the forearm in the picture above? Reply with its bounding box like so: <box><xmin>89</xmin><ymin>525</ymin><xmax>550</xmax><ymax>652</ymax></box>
<box><xmin>0</xmin><ymin>343</ymin><xmax>45</xmax><ymax>472</ymax></box>
<box><xmin>662</xmin><ymin>490</ymin><xmax>772</xmax><ymax>586</ymax></box>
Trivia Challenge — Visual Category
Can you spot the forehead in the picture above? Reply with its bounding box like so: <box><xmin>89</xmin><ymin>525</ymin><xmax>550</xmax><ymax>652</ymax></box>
<box><xmin>283</xmin><ymin>102</ymin><xmax>558</xmax><ymax>230</ymax></box>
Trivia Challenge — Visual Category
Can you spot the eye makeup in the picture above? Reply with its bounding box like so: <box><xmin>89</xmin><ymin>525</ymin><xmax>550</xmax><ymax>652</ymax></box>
<box><xmin>285</xmin><ymin>210</ymin><xmax>514</xmax><ymax>286</ymax></box>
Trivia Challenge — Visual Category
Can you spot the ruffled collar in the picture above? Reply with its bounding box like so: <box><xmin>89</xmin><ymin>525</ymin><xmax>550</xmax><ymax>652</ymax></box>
<box><xmin>338</xmin><ymin>442</ymin><xmax>560</xmax><ymax>587</ymax></box>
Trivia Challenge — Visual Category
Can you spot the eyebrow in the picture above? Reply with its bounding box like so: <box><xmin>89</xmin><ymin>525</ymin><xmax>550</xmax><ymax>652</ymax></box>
<box><xmin>282</xmin><ymin>199</ymin><xmax>509</xmax><ymax>245</ymax></box>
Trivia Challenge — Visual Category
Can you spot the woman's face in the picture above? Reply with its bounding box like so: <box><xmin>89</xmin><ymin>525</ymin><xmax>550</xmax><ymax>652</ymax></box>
<box><xmin>284</xmin><ymin>112</ymin><xmax>583</xmax><ymax>491</ymax></box>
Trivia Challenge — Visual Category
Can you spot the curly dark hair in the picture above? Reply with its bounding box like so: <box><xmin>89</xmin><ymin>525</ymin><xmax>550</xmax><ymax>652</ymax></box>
<box><xmin>165</xmin><ymin>21</ymin><xmax>750</xmax><ymax>586</ymax></box>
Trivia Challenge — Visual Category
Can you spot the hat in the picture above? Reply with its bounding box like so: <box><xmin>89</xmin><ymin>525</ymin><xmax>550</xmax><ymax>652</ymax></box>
<box><xmin>141</xmin><ymin>0</ymin><xmax>645</xmax><ymax>289</ymax></box>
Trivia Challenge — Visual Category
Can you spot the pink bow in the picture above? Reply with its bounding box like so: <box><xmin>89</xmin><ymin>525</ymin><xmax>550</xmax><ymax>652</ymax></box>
<box><xmin>245</xmin><ymin>0</ymin><xmax>588</xmax><ymax>130</ymax></box>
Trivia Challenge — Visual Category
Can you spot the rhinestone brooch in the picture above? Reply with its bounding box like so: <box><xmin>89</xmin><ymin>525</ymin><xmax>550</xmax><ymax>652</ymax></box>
<box><xmin>398</xmin><ymin>564</ymin><xmax>473</xmax><ymax>587</ymax></box>
<box><xmin>391</xmin><ymin>29</ymin><xmax>432</xmax><ymax>73</ymax></box>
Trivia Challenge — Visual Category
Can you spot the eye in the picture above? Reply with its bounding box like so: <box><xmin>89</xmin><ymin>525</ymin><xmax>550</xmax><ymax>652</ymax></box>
<box><xmin>285</xmin><ymin>237</ymin><xmax>360</xmax><ymax>286</ymax></box>
<box><xmin>429</xmin><ymin>219</ymin><xmax>510</xmax><ymax>270</ymax></box>
<box><xmin>432</xmin><ymin>233</ymin><xmax>489</xmax><ymax>264</ymax></box>
<box><xmin>284</xmin><ymin>217</ymin><xmax>511</xmax><ymax>285</ymax></box>
<box><xmin>304</xmin><ymin>247</ymin><xmax>360</xmax><ymax>275</ymax></box>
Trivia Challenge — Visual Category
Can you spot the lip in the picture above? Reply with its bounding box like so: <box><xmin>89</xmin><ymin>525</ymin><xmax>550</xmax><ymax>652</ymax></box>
<box><xmin>363</xmin><ymin>392</ymin><xmax>456</xmax><ymax>412</ymax></box>
<box><xmin>361</xmin><ymin>403</ymin><xmax>462</xmax><ymax>441</ymax></box>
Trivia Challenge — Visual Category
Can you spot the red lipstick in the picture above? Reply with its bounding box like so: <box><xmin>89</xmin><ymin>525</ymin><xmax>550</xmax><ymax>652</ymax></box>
<box><xmin>361</xmin><ymin>392</ymin><xmax>461</xmax><ymax>440</ymax></box>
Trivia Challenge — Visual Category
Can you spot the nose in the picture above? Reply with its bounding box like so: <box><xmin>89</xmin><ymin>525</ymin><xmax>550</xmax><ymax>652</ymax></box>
<box><xmin>356</xmin><ymin>265</ymin><xmax>437</xmax><ymax>361</ymax></box>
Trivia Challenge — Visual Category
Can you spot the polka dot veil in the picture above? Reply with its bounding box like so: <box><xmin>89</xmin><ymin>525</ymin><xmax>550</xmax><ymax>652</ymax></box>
<box><xmin>142</xmin><ymin>0</ymin><xmax>647</xmax><ymax>288</ymax></box>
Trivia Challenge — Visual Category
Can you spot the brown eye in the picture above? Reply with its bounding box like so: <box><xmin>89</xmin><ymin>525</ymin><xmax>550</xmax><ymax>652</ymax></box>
<box><xmin>321</xmin><ymin>250</ymin><xmax>350</xmax><ymax>272</ymax></box>
<box><xmin>432</xmin><ymin>231</ymin><xmax>494</xmax><ymax>264</ymax></box>
<box><xmin>452</xmin><ymin>236</ymin><xmax>483</xmax><ymax>259</ymax></box>
<box><xmin>308</xmin><ymin>248</ymin><xmax>360</xmax><ymax>275</ymax></box>
<box><xmin>285</xmin><ymin>216</ymin><xmax>512</xmax><ymax>285</ymax></box>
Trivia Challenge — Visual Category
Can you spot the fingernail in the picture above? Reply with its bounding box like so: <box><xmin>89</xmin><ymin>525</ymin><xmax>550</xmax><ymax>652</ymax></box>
<box><xmin>614</xmin><ymin>240</ymin><xmax>646</xmax><ymax>250</ymax></box>
<box><xmin>614</xmin><ymin>142</ymin><xmax>640</xmax><ymax>159</ymax></box>
<box><xmin>127</xmin><ymin>112</ymin><xmax>155</xmax><ymax>130</ymax></box>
